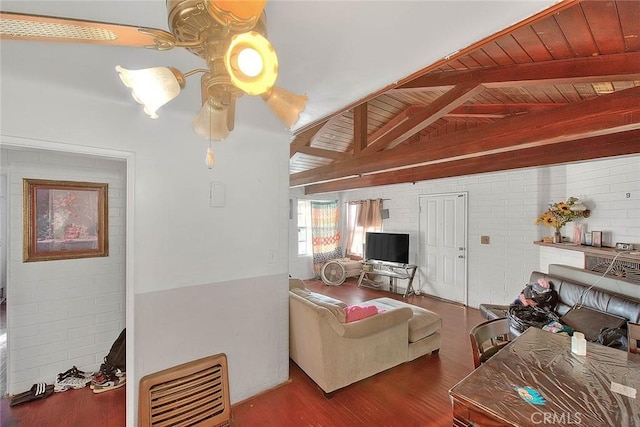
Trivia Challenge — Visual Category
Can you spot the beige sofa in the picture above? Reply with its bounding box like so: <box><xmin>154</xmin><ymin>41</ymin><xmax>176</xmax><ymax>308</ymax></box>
<box><xmin>289</xmin><ymin>279</ymin><xmax>442</xmax><ymax>394</ymax></box>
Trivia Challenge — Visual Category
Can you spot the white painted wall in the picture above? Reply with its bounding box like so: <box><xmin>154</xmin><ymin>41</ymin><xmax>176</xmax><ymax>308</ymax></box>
<box><xmin>0</xmin><ymin>171</ymin><xmax>7</xmax><ymax>303</ymax></box>
<box><xmin>3</xmin><ymin>148</ymin><xmax>126</xmax><ymax>393</ymax></box>
<box><xmin>2</xmin><ymin>70</ymin><xmax>291</xmax><ymax>421</ymax></box>
<box><xmin>296</xmin><ymin>156</ymin><xmax>640</xmax><ymax>309</ymax></box>
<box><xmin>136</xmin><ymin>274</ymin><xmax>289</xmax><ymax>402</ymax></box>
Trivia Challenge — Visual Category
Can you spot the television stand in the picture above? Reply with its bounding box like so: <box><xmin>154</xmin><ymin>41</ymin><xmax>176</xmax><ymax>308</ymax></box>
<box><xmin>358</xmin><ymin>260</ymin><xmax>417</xmax><ymax>297</ymax></box>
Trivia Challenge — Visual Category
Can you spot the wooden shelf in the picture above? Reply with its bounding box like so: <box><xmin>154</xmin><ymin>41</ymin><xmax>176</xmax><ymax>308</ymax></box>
<box><xmin>534</xmin><ymin>241</ymin><xmax>640</xmax><ymax>262</ymax></box>
<box><xmin>535</xmin><ymin>241</ymin><xmax>640</xmax><ymax>284</ymax></box>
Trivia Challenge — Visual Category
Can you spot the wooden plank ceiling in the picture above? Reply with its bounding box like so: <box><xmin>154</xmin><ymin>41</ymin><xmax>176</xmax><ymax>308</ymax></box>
<box><xmin>289</xmin><ymin>0</ymin><xmax>640</xmax><ymax>194</ymax></box>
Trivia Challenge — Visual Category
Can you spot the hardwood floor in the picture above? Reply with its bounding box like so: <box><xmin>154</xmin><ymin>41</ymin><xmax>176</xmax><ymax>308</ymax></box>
<box><xmin>1</xmin><ymin>278</ymin><xmax>485</xmax><ymax>426</ymax></box>
<box><xmin>232</xmin><ymin>279</ymin><xmax>485</xmax><ymax>426</ymax></box>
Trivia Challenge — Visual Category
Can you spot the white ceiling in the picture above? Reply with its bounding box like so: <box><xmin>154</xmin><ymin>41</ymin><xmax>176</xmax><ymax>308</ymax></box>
<box><xmin>1</xmin><ymin>0</ymin><xmax>558</xmax><ymax>134</ymax></box>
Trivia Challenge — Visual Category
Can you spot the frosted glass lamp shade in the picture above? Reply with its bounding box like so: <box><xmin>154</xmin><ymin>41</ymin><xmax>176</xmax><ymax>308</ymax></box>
<box><xmin>569</xmin><ymin>200</ymin><xmax>590</xmax><ymax>217</ymax></box>
<box><xmin>224</xmin><ymin>31</ymin><xmax>278</xmax><ymax>96</ymax></box>
<box><xmin>262</xmin><ymin>86</ymin><xmax>308</xmax><ymax>129</ymax></box>
<box><xmin>570</xmin><ymin>201</ymin><xmax>587</xmax><ymax>212</ymax></box>
<box><xmin>115</xmin><ymin>66</ymin><xmax>184</xmax><ymax>119</ymax></box>
<box><xmin>192</xmin><ymin>100</ymin><xmax>234</xmax><ymax>141</ymax></box>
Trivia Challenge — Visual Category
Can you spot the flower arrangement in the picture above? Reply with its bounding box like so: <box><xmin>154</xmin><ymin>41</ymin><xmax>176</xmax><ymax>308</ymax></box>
<box><xmin>535</xmin><ymin>197</ymin><xmax>579</xmax><ymax>230</ymax></box>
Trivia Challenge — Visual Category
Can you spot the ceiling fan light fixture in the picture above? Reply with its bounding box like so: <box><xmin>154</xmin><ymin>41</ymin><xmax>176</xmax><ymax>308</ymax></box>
<box><xmin>115</xmin><ymin>65</ymin><xmax>185</xmax><ymax>119</ymax></box>
<box><xmin>224</xmin><ymin>31</ymin><xmax>277</xmax><ymax>96</ymax></box>
<box><xmin>192</xmin><ymin>99</ymin><xmax>234</xmax><ymax>141</ymax></box>
<box><xmin>206</xmin><ymin>0</ymin><xmax>266</xmax><ymax>32</ymax></box>
<box><xmin>238</xmin><ymin>48</ymin><xmax>263</xmax><ymax>77</ymax></box>
<box><xmin>262</xmin><ymin>86</ymin><xmax>308</xmax><ymax>129</ymax></box>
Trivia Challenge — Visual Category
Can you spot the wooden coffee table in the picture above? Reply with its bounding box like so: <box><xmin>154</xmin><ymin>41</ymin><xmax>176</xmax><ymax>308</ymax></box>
<box><xmin>449</xmin><ymin>327</ymin><xmax>640</xmax><ymax>426</ymax></box>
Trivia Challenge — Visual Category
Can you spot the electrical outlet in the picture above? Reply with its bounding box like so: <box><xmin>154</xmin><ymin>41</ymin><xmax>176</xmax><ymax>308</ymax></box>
<box><xmin>615</xmin><ymin>242</ymin><xmax>632</xmax><ymax>251</ymax></box>
<box><xmin>481</xmin><ymin>236</ymin><xmax>490</xmax><ymax>244</ymax></box>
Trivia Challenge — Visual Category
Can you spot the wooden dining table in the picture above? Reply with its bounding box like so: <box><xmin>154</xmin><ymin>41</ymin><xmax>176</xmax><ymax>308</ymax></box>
<box><xmin>449</xmin><ymin>326</ymin><xmax>640</xmax><ymax>426</ymax></box>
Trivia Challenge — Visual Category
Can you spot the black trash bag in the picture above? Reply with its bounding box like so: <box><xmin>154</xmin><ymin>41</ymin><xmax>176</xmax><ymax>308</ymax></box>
<box><xmin>597</xmin><ymin>327</ymin><xmax>628</xmax><ymax>351</ymax></box>
<box><xmin>105</xmin><ymin>328</ymin><xmax>126</xmax><ymax>372</ymax></box>
<box><xmin>508</xmin><ymin>305</ymin><xmax>559</xmax><ymax>334</ymax></box>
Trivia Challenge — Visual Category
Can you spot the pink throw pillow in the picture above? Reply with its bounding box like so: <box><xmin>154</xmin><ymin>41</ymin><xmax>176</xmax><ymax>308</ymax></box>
<box><xmin>344</xmin><ymin>305</ymin><xmax>385</xmax><ymax>322</ymax></box>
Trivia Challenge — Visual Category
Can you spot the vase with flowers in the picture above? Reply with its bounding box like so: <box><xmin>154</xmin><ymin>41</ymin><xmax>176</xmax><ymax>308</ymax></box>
<box><xmin>535</xmin><ymin>197</ymin><xmax>579</xmax><ymax>243</ymax></box>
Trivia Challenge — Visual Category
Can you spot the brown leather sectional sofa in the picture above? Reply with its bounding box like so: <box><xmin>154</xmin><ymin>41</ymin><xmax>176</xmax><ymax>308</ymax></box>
<box><xmin>480</xmin><ymin>270</ymin><xmax>640</xmax><ymax>340</ymax></box>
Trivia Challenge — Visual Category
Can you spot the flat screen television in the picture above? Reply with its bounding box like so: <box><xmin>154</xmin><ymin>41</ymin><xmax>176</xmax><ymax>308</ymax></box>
<box><xmin>365</xmin><ymin>232</ymin><xmax>410</xmax><ymax>265</ymax></box>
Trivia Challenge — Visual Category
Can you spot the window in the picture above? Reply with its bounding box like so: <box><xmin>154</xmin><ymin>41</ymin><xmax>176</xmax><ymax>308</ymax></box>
<box><xmin>297</xmin><ymin>200</ymin><xmax>312</xmax><ymax>256</ymax></box>
<box><xmin>347</xmin><ymin>203</ymin><xmax>365</xmax><ymax>257</ymax></box>
<box><xmin>345</xmin><ymin>199</ymin><xmax>383</xmax><ymax>259</ymax></box>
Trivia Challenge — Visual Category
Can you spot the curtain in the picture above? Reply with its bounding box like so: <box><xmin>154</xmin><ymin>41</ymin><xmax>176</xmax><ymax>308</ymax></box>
<box><xmin>311</xmin><ymin>200</ymin><xmax>342</xmax><ymax>277</ymax></box>
<box><xmin>345</xmin><ymin>199</ymin><xmax>383</xmax><ymax>259</ymax></box>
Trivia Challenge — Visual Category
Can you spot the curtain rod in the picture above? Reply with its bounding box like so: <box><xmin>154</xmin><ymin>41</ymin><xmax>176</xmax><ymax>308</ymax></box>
<box><xmin>344</xmin><ymin>198</ymin><xmax>390</xmax><ymax>203</ymax></box>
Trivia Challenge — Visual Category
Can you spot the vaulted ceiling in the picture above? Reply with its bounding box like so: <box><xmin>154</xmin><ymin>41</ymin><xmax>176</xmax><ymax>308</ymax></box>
<box><xmin>290</xmin><ymin>0</ymin><xmax>640</xmax><ymax>194</ymax></box>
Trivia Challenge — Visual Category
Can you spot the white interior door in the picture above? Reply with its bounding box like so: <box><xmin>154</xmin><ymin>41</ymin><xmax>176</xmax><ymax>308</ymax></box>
<box><xmin>418</xmin><ymin>193</ymin><xmax>467</xmax><ymax>304</ymax></box>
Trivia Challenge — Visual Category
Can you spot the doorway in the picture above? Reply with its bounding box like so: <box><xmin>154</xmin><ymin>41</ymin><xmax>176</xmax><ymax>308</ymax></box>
<box><xmin>0</xmin><ymin>140</ymin><xmax>134</xmax><ymax>424</ymax></box>
<box><xmin>417</xmin><ymin>193</ymin><xmax>468</xmax><ymax>304</ymax></box>
<box><xmin>1</xmin><ymin>174</ymin><xmax>5</xmax><ymax>304</ymax></box>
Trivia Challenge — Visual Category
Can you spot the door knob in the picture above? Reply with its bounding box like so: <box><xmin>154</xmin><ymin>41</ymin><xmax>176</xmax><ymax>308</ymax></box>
<box><xmin>459</xmin><ymin>247</ymin><xmax>465</xmax><ymax>251</ymax></box>
<box><xmin>458</xmin><ymin>255</ymin><xmax>464</xmax><ymax>258</ymax></box>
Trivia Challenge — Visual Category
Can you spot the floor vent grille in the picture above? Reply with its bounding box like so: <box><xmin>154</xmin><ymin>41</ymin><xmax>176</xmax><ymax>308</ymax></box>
<box><xmin>139</xmin><ymin>353</ymin><xmax>230</xmax><ymax>427</ymax></box>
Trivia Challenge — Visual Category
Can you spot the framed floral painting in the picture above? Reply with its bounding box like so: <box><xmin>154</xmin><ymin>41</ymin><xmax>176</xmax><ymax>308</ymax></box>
<box><xmin>23</xmin><ymin>179</ymin><xmax>108</xmax><ymax>262</ymax></box>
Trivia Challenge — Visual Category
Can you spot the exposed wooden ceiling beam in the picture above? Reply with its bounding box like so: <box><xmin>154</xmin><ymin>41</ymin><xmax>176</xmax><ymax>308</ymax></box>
<box><xmin>358</xmin><ymin>82</ymin><xmax>485</xmax><ymax>155</ymax></box>
<box><xmin>290</xmin><ymin>120</ymin><xmax>329</xmax><ymax>158</ymax></box>
<box><xmin>290</xmin><ymin>85</ymin><xmax>640</xmax><ymax>187</ymax></box>
<box><xmin>291</xmin><ymin>0</ymin><xmax>576</xmax><ymax>137</ymax></box>
<box><xmin>295</xmin><ymin>146</ymin><xmax>350</xmax><ymax>161</ymax></box>
<box><xmin>447</xmin><ymin>103</ymin><xmax>567</xmax><ymax>117</ymax></box>
<box><xmin>304</xmin><ymin>130</ymin><xmax>640</xmax><ymax>194</ymax></box>
<box><xmin>364</xmin><ymin>106</ymin><xmax>424</xmax><ymax>151</ymax></box>
<box><xmin>397</xmin><ymin>52</ymin><xmax>640</xmax><ymax>90</ymax></box>
<box><xmin>352</xmin><ymin>104</ymin><xmax>368</xmax><ymax>154</ymax></box>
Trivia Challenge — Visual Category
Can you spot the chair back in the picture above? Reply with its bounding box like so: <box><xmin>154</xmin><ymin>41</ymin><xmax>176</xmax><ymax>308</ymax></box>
<box><xmin>628</xmin><ymin>321</ymin><xmax>640</xmax><ymax>354</ymax></box>
<box><xmin>470</xmin><ymin>318</ymin><xmax>512</xmax><ymax>368</ymax></box>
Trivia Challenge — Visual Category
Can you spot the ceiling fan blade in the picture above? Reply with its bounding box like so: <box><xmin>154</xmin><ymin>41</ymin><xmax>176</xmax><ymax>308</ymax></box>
<box><xmin>0</xmin><ymin>11</ymin><xmax>176</xmax><ymax>50</ymax></box>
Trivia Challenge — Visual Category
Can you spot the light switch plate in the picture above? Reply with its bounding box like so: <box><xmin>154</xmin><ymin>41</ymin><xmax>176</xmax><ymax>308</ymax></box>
<box><xmin>209</xmin><ymin>182</ymin><xmax>225</xmax><ymax>207</ymax></box>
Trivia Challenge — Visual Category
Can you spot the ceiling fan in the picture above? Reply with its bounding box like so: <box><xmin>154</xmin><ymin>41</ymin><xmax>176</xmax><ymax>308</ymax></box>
<box><xmin>0</xmin><ymin>0</ymin><xmax>308</xmax><ymax>168</ymax></box>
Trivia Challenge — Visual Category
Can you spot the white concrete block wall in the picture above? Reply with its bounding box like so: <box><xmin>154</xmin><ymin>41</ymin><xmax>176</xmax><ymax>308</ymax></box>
<box><xmin>4</xmin><ymin>148</ymin><xmax>126</xmax><ymax>393</ymax></box>
<box><xmin>566</xmin><ymin>156</ymin><xmax>640</xmax><ymax>248</ymax></box>
<box><xmin>337</xmin><ymin>168</ymin><xmax>546</xmax><ymax>308</ymax></box>
<box><xmin>539</xmin><ymin>245</ymin><xmax>584</xmax><ymax>273</ymax></box>
<box><xmin>314</xmin><ymin>155</ymin><xmax>640</xmax><ymax>309</ymax></box>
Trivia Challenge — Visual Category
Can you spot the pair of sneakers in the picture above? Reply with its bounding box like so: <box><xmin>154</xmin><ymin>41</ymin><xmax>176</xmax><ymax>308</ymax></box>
<box><xmin>91</xmin><ymin>363</ymin><xmax>126</xmax><ymax>394</ymax></box>
<box><xmin>54</xmin><ymin>366</ymin><xmax>94</xmax><ymax>392</ymax></box>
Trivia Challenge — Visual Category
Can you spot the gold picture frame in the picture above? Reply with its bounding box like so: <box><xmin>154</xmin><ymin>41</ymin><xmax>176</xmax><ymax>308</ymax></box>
<box><xmin>23</xmin><ymin>179</ymin><xmax>108</xmax><ymax>262</ymax></box>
